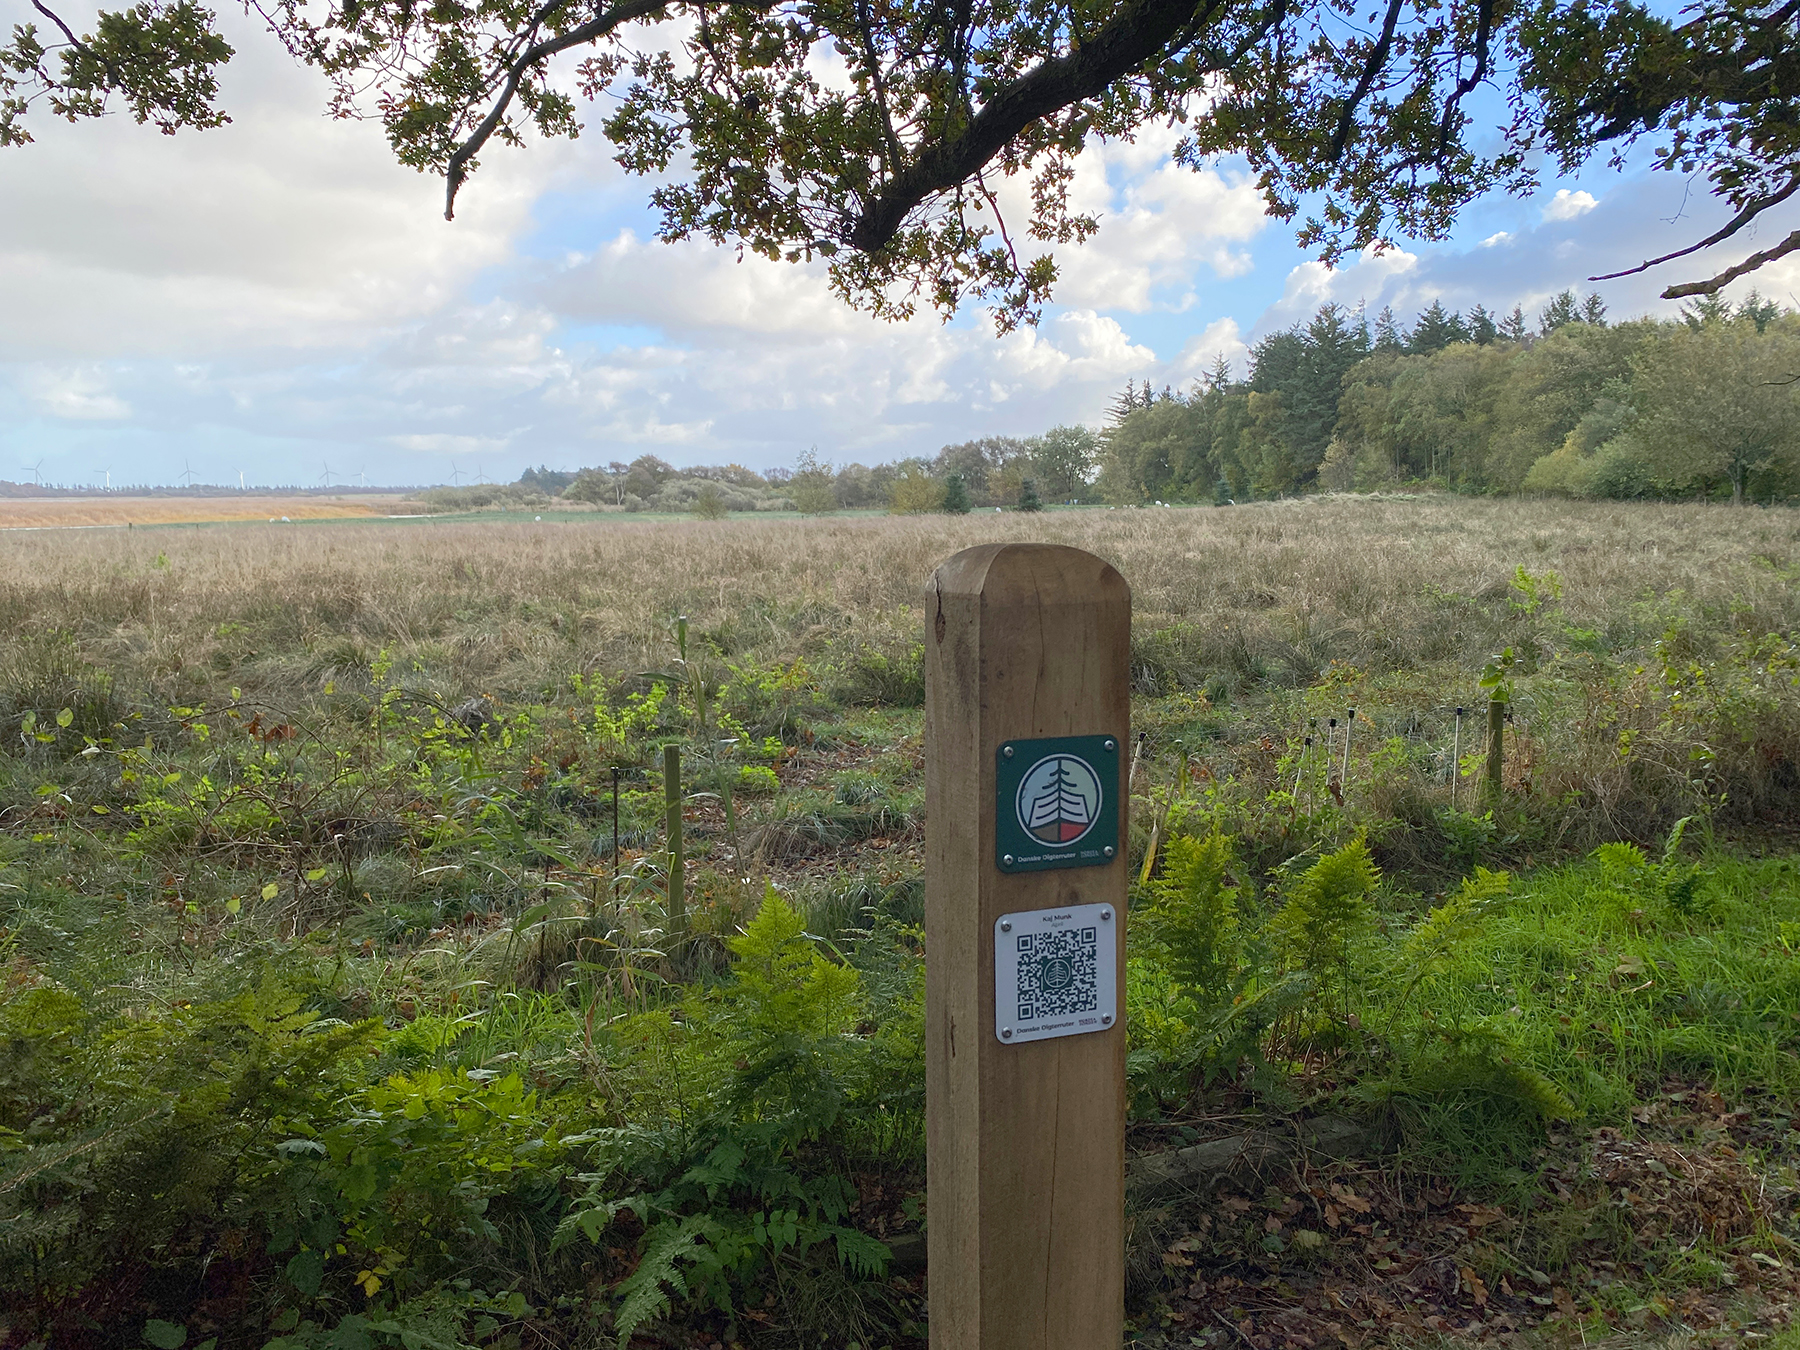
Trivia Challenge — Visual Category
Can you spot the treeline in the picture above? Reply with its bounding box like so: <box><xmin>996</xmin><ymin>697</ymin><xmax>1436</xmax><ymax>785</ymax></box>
<box><xmin>487</xmin><ymin>288</ymin><xmax>1798</xmax><ymax>515</ymax></box>
<box><xmin>501</xmin><ymin>426</ymin><xmax>1101</xmax><ymax>514</ymax></box>
<box><xmin>1100</xmin><ymin>290</ymin><xmax>1800</xmax><ymax>506</ymax></box>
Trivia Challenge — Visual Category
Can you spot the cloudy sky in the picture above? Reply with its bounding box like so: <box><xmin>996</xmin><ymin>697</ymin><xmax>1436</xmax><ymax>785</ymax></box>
<box><xmin>3</xmin><ymin>7</ymin><xmax>1797</xmax><ymax>489</ymax></box>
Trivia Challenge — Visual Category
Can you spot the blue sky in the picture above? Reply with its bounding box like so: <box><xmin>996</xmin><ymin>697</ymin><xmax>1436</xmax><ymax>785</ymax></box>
<box><xmin>3</xmin><ymin>5</ymin><xmax>1796</xmax><ymax>489</ymax></box>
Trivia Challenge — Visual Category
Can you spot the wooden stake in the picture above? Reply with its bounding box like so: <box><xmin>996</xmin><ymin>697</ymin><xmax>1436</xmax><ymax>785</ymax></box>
<box><xmin>1485</xmin><ymin>697</ymin><xmax>1505</xmax><ymax>799</ymax></box>
<box><xmin>924</xmin><ymin>543</ymin><xmax>1129</xmax><ymax>1350</ymax></box>
<box><xmin>664</xmin><ymin>743</ymin><xmax>685</xmax><ymax>941</ymax></box>
<box><xmin>1450</xmin><ymin>707</ymin><xmax>1463</xmax><ymax>809</ymax></box>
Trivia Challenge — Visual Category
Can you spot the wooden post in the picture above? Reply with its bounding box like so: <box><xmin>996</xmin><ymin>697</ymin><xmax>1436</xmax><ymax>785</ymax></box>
<box><xmin>924</xmin><ymin>543</ymin><xmax>1130</xmax><ymax>1350</ymax></box>
<box><xmin>1485</xmin><ymin>697</ymin><xmax>1505</xmax><ymax>798</ymax></box>
<box><xmin>664</xmin><ymin>743</ymin><xmax>686</xmax><ymax>940</ymax></box>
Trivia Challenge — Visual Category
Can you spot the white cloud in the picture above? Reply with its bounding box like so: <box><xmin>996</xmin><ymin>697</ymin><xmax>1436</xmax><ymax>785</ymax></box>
<box><xmin>19</xmin><ymin>366</ymin><xmax>131</xmax><ymax>420</ymax></box>
<box><xmin>543</xmin><ymin>232</ymin><xmax>864</xmax><ymax>339</ymax></box>
<box><xmin>387</xmin><ymin>433</ymin><xmax>518</xmax><ymax>455</ymax></box>
<box><xmin>1252</xmin><ymin>246</ymin><xmax>1420</xmax><ymax>334</ymax></box>
<box><xmin>1171</xmin><ymin>319</ymin><xmax>1249</xmax><ymax>382</ymax></box>
<box><xmin>1041</xmin><ymin>131</ymin><xmax>1269</xmax><ymax>312</ymax></box>
<box><xmin>1480</xmin><ymin>232</ymin><xmax>1512</xmax><ymax>248</ymax></box>
<box><xmin>1543</xmin><ymin>189</ymin><xmax>1599</xmax><ymax>222</ymax></box>
<box><xmin>0</xmin><ymin>10</ymin><xmax>573</xmax><ymax>362</ymax></box>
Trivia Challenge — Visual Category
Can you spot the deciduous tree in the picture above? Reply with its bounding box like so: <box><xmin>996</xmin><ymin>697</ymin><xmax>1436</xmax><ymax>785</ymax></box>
<box><xmin>1029</xmin><ymin>424</ymin><xmax>1098</xmax><ymax>499</ymax></box>
<box><xmin>1625</xmin><ymin>321</ymin><xmax>1800</xmax><ymax>504</ymax></box>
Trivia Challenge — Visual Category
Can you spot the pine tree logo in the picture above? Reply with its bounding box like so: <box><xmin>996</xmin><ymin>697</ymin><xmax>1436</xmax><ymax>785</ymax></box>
<box><xmin>1016</xmin><ymin>754</ymin><xmax>1103</xmax><ymax>846</ymax></box>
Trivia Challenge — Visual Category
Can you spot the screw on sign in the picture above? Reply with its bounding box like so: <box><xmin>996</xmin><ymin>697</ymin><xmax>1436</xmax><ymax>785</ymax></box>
<box><xmin>924</xmin><ymin>543</ymin><xmax>1128</xmax><ymax>1349</ymax></box>
<box><xmin>996</xmin><ymin>735</ymin><xmax>1121</xmax><ymax>873</ymax></box>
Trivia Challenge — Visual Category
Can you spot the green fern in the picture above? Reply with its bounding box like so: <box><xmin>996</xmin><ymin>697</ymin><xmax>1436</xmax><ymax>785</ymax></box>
<box><xmin>728</xmin><ymin>886</ymin><xmax>861</xmax><ymax>1040</ymax></box>
<box><xmin>1592</xmin><ymin>840</ymin><xmax>1648</xmax><ymax>876</ymax></box>
<box><xmin>612</xmin><ymin>1217</ymin><xmax>706</xmax><ymax>1348</ymax></box>
<box><xmin>1591</xmin><ymin>818</ymin><xmax>1710</xmax><ymax>918</ymax></box>
<box><xmin>1393</xmin><ymin>1023</ymin><xmax>1574</xmax><ymax>1121</ymax></box>
<box><xmin>1140</xmin><ymin>831</ymin><xmax>1240</xmax><ymax>1004</ymax></box>
<box><xmin>832</xmin><ymin>1226</ymin><xmax>891</xmax><ymax>1278</ymax></box>
<box><xmin>1270</xmin><ymin>832</ymin><xmax>1380</xmax><ymax>982</ymax></box>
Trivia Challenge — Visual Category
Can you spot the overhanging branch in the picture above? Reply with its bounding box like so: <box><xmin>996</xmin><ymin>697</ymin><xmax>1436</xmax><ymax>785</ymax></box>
<box><xmin>1329</xmin><ymin>0</ymin><xmax>1405</xmax><ymax>162</ymax></box>
<box><xmin>847</xmin><ymin>0</ymin><xmax>1242</xmax><ymax>252</ymax></box>
<box><xmin>1590</xmin><ymin>171</ymin><xmax>1800</xmax><ymax>281</ymax></box>
<box><xmin>29</xmin><ymin>0</ymin><xmax>127</xmax><ymax>87</ymax></box>
<box><xmin>1434</xmin><ymin>0</ymin><xmax>1493</xmax><ymax>157</ymax></box>
<box><xmin>444</xmin><ymin>0</ymin><xmax>678</xmax><ymax>219</ymax></box>
<box><xmin>1662</xmin><ymin>227</ymin><xmax>1800</xmax><ymax>298</ymax></box>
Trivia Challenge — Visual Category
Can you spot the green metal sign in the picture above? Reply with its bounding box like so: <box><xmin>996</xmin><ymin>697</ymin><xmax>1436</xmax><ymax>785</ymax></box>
<box><xmin>995</xmin><ymin>734</ymin><xmax>1121</xmax><ymax>873</ymax></box>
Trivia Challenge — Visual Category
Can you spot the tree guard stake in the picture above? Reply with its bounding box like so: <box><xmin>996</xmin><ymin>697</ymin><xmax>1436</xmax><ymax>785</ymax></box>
<box><xmin>1450</xmin><ymin>707</ymin><xmax>1463</xmax><ymax>809</ymax></box>
<box><xmin>924</xmin><ymin>543</ymin><xmax>1129</xmax><ymax>1350</ymax></box>
<box><xmin>664</xmin><ymin>743</ymin><xmax>685</xmax><ymax>942</ymax></box>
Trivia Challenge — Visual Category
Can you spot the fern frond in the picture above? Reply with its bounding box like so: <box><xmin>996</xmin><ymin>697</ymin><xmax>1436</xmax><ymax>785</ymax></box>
<box><xmin>1141</xmin><ymin>831</ymin><xmax>1240</xmax><ymax>1002</ymax></box>
<box><xmin>1409</xmin><ymin>1025</ymin><xmax>1574</xmax><ymax>1120</ymax></box>
<box><xmin>1392</xmin><ymin>866</ymin><xmax>1511</xmax><ymax>1001</ymax></box>
<box><xmin>831</xmin><ymin>1226</ymin><xmax>891</xmax><ymax>1278</ymax></box>
<box><xmin>613</xmin><ymin>1218</ymin><xmax>704</xmax><ymax>1348</ymax></box>
<box><xmin>1270</xmin><ymin>832</ymin><xmax>1379</xmax><ymax>976</ymax></box>
<box><xmin>1593</xmin><ymin>841</ymin><xmax>1648</xmax><ymax>875</ymax></box>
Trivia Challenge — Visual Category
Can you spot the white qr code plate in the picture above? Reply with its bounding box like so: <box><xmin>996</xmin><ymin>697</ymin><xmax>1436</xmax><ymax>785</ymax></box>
<box><xmin>994</xmin><ymin>902</ymin><xmax>1118</xmax><ymax>1044</ymax></box>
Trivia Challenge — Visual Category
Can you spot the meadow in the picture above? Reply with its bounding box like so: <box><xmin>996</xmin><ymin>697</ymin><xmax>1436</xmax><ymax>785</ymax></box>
<box><xmin>2</xmin><ymin>495</ymin><xmax>1799</xmax><ymax>1350</ymax></box>
<box><xmin>0</xmin><ymin>496</ymin><xmax>411</xmax><ymax>530</ymax></box>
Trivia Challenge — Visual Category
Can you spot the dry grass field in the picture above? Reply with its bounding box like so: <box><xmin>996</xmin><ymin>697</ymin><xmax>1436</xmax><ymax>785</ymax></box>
<box><xmin>4</xmin><ymin>493</ymin><xmax>1794</xmax><ymax>666</ymax></box>
<box><xmin>0</xmin><ymin>493</ymin><xmax>411</xmax><ymax>528</ymax></box>
<box><xmin>5</xmin><ymin>491</ymin><xmax>1795</xmax><ymax>849</ymax></box>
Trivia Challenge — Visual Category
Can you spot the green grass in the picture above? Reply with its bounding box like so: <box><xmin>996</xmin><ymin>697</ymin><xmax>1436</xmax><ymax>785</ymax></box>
<box><xmin>1357</xmin><ymin>847</ymin><xmax>1800</xmax><ymax>1179</ymax></box>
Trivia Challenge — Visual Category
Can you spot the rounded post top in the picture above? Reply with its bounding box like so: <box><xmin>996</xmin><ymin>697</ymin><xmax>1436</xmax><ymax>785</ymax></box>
<box><xmin>924</xmin><ymin>542</ymin><xmax>1131</xmax><ymax>608</ymax></box>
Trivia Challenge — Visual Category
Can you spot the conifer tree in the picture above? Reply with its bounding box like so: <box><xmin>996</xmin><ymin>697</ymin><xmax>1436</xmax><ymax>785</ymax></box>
<box><xmin>1017</xmin><ymin>477</ymin><xmax>1043</xmax><ymax>512</ymax></box>
<box><xmin>1373</xmin><ymin>306</ymin><xmax>1407</xmax><ymax>352</ymax></box>
<box><xmin>1466</xmin><ymin>303</ymin><xmax>1499</xmax><ymax>345</ymax></box>
<box><xmin>1499</xmin><ymin>306</ymin><xmax>1529</xmax><ymax>343</ymax></box>
<box><xmin>1106</xmin><ymin>380</ymin><xmax>1154</xmax><ymax>423</ymax></box>
<box><xmin>1681</xmin><ymin>293</ymin><xmax>1734</xmax><ymax>328</ymax></box>
<box><xmin>1538</xmin><ymin>289</ymin><xmax>1597</xmax><ymax>333</ymax></box>
<box><xmin>1738</xmin><ymin>291</ymin><xmax>1782</xmax><ymax>333</ymax></box>
<box><xmin>1408</xmin><ymin>300</ymin><xmax>1469</xmax><ymax>353</ymax></box>
<box><xmin>941</xmin><ymin>472</ymin><xmax>971</xmax><ymax>514</ymax></box>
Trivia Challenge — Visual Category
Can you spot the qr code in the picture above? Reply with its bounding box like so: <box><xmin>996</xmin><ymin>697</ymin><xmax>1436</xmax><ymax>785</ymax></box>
<box><xmin>1014</xmin><ymin>927</ymin><xmax>1099</xmax><ymax>1021</ymax></box>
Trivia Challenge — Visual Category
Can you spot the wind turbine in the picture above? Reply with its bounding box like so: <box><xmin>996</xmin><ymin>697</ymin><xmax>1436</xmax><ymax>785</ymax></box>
<box><xmin>238</xmin><ymin>470</ymin><xmax>245</xmax><ymax>491</ymax></box>
<box><xmin>448</xmin><ymin>461</ymin><xmax>466</xmax><ymax>486</ymax></box>
<box><xmin>19</xmin><ymin>459</ymin><xmax>43</xmax><ymax>485</ymax></box>
<box><xmin>319</xmin><ymin>462</ymin><xmax>335</xmax><ymax>488</ymax></box>
<box><xmin>474</xmin><ymin>463</ymin><xmax>489</xmax><ymax>485</ymax></box>
<box><xmin>94</xmin><ymin>467</ymin><xmax>111</xmax><ymax>490</ymax></box>
<box><xmin>178</xmin><ymin>460</ymin><xmax>198</xmax><ymax>488</ymax></box>
<box><xmin>355</xmin><ymin>466</ymin><xmax>368</xmax><ymax>487</ymax></box>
